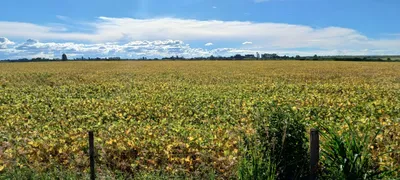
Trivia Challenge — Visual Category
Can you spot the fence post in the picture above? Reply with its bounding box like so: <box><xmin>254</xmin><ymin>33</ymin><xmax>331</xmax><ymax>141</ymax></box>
<box><xmin>89</xmin><ymin>131</ymin><xmax>95</xmax><ymax>180</ymax></box>
<box><xmin>310</xmin><ymin>128</ymin><xmax>319</xmax><ymax>180</ymax></box>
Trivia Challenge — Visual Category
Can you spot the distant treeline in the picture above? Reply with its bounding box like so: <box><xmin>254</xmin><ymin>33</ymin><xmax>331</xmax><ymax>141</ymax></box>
<box><xmin>1</xmin><ymin>54</ymin><xmax>400</xmax><ymax>62</ymax></box>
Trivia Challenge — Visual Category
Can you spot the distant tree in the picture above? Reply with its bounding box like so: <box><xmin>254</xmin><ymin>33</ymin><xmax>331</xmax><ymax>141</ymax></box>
<box><xmin>387</xmin><ymin>58</ymin><xmax>391</xmax><ymax>61</ymax></box>
<box><xmin>62</xmin><ymin>54</ymin><xmax>68</xmax><ymax>61</ymax></box>
<box><xmin>234</xmin><ymin>54</ymin><xmax>244</xmax><ymax>60</ymax></box>
<box><xmin>295</xmin><ymin>55</ymin><xmax>301</xmax><ymax>60</ymax></box>
<box><xmin>313</xmin><ymin>54</ymin><xmax>318</xmax><ymax>60</ymax></box>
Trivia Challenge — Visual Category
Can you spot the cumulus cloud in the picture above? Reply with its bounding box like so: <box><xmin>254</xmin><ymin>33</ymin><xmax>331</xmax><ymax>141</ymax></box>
<box><xmin>1</xmin><ymin>37</ymin><xmax>400</xmax><ymax>60</ymax></box>
<box><xmin>0</xmin><ymin>38</ymin><xmax>280</xmax><ymax>59</ymax></box>
<box><xmin>0</xmin><ymin>37</ymin><xmax>15</xmax><ymax>49</ymax></box>
<box><xmin>242</xmin><ymin>41</ymin><xmax>253</xmax><ymax>45</ymax></box>
<box><xmin>1</xmin><ymin>39</ymin><xmax>218</xmax><ymax>59</ymax></box>
<box><xmin>205</xmin><ymin>43</ymin><xmax>213</xmax><ymax>46</ymax></box>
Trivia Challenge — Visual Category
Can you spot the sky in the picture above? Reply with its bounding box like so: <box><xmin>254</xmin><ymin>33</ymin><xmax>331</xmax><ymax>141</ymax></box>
<box><xmin>1</xmin><ymin>0</ymin><xmax>400</xmax><ymax>59</ymax></box>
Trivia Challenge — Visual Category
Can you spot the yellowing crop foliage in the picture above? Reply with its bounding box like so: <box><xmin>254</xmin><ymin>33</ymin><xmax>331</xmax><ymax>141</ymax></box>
<box><xmin>0</xmin><ymin>61</ymin><xmax>399</xmax><ymax>178</ymax></box>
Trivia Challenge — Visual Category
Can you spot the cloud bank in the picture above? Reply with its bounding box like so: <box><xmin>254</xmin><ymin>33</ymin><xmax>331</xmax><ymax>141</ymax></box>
<box><xmin>1</xmin><ymin>39</ymin><xmax>254</xmax><ymax>59</ymax></box>
<box><xmin>1</xmin><ymin>16</ymin><xmax>400</xmax><ymax>59</ymax></box>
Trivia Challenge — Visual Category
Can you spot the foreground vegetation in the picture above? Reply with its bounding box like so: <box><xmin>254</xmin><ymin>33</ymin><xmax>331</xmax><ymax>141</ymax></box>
<box><xmin>0</xmin><ymin>61</ymin><xmax>399</xmax><ymax>179</ymax></box>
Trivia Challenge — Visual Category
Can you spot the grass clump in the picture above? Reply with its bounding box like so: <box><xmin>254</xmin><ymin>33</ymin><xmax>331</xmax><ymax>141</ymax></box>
<box><xmin>238</xmin><ymin>105</ymin><xmax>309</xmax><ymax>180</ymax></box>
<box><xmin>320</xmin><ymin>119</ymin><xmax>396</xmax><ymax>179</ymax></box>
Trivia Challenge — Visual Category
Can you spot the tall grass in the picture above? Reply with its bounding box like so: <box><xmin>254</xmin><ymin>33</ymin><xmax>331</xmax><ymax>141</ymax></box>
<box><xmin>320</xmin><ymin>119</ymin><xmax>394</xmax><ymax>179</ymax></box>
<box><xmin>238</xmin><ymin>105</ymin><xmax>309</xmax><ymax>180</ymax></box>
<box><xmin>262</xmin><ymin>107</ymin><xmax>309</xmax><ymax>179</ymax></box>
<box><xmin>238</xmin><ymin>134</ymin><xmax>277</xmax><ymax>180</ymax></box>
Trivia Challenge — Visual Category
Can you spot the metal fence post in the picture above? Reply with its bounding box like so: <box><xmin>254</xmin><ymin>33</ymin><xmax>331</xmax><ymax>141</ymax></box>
<box><xmin>89</xmin><ymin>131</ymin><xmax>95</xmax><ymax>180</ymax></box>
<box><xmin>310</xmin><ymin>128</ymin><xmax>319</xmax><ymax>180</ymax></box>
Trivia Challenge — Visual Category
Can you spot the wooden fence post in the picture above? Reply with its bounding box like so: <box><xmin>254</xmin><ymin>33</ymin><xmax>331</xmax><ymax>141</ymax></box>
<box><xmin>310</xmin><ymin>128</ymin><xmax>319</xmax><ymax>180</ymax></box>
<box><xmin>89</xmin><ymin>131</ymin><xmax>95</xmax><ymax>180</ymax></box>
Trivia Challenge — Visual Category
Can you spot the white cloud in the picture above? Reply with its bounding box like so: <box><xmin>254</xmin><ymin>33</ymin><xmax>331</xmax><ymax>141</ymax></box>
<box><xmin>0</xmin><ymin>17</ymin><xmax>368</xmax><ymax>45</ymax></box>
<box><xmin>0</xmin><ymin>21</ymin><xmax>92</xmax><ymax>41</ymax></box>
<box><xmin>1</xmin><ymin>37</ymin><xmax>400</xmax><ymax>60</ymax></box>
<box><xmin>56</xmin><ymin>15</ymin><xmax>71</xmax><ymax>21</ymax></box>
<box><xmin>1</xmin><ymin>39</ymin><xmax>217</xmax><ymax>59</ymax></box>
<box><xmin>1</xmin><ymin>17</ymin><xmax>400</xmax><ymax>58</ymax></box>
<box><xmin>0</xmin><ymin>37</ymin><xmax>15</xmax><ymax>49</ymax></box>
<box><xmin>212</xmin><ymin>6</ymin><xmax>217</xmax><ymax>9</ymax></box>
<box><xmin>243</xmin><ymin>41</ymin><xmax>253</xmax><ymax>45</ymax></box>
<box><xmin>205</xmin><ymin>42</ymin><xmax>213</xmax><ymax>46</ymax></box>
<box><xmin>3</xmin><ymin>16</ymin><xmax>396</xmax><ymax>51</ymax></box>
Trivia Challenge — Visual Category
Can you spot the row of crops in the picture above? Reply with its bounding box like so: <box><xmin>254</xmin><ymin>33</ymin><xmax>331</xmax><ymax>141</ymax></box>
<box><xmin>0</xmin><ymin>61</ymin><xmax>399</xmax><ymax>179</ymax></box>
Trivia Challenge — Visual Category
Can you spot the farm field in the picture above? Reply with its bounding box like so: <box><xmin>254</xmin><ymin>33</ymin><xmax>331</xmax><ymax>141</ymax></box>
<box><xmin>0</xmin><ymin>61</ymin><xmax>399</xmax><ymax>179</ymax></box>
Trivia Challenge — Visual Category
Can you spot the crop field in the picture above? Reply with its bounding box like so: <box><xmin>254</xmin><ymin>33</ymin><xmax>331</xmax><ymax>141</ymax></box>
<box><xmin>0</xmin><ymin>61</ymin><xmax>399</xmax><ymax>179</ymax></box>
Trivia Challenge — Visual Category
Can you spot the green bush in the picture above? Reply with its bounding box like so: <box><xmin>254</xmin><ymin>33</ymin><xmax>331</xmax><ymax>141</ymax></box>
<box><xmin>261</xmin><ymin>106</ymin><xmax>309</xmax><ymax>179</ymax></box>
<box><xmin>238</xmin><ymin>105</ymin><xmax>309</xmax><ymax>180</ymax></box>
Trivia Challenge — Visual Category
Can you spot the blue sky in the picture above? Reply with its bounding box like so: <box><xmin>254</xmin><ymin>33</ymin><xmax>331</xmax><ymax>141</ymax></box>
<box><xmin>1</xmin><ymin>0</ymin><xmax>400</xmax><ymax>59</ymax></box>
